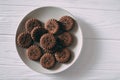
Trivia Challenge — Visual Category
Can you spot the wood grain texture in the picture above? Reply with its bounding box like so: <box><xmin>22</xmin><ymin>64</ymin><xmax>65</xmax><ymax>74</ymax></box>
<box><xmin>0</xmin><ymin>0</ymin><xmax>120</xmax><ymax>79</ymax></box>
<box><xmin>0</xmin><ymin>0</ymin><xmax>120</xmax><ymax>10</ymax></box>
<box><xmin>0</xmin><ymin>36</ymin><xmax>120</xmax><ymax>80</ymax></box>
<box><xmin>0</xmin><ymin>5</ymin><xmax>120</xmax><ymax>39</ymax></box>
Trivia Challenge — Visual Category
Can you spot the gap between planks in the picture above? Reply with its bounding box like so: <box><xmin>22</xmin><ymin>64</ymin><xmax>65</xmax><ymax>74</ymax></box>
<box><xmin>0</xmin><ymin>4</ymin><xmax>120</xmax><ymax>11</ymax></box>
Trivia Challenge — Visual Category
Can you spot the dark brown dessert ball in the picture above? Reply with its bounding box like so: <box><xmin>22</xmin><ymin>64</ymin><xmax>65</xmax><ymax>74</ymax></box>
<box><xmin>17</xmin><ymin>32</ymin><xmax>33</xmax><ymax>48</ymax></box>
<box><xmin>31</xmin><ymin>27</ymin><xmax>47</xmax><ymax>42</ymax></box>
<box><xmin>58</xmin><ymin>32</ymin><xmax>73</xmax><ymax>47</ymax></box>
<box><xmin>25</xmin><ymin>18</ymin><xmax>42</xmax><ymax>32</ymax></box>
<box><xmin>26</xmin><ymin>45</ymin><xmax>42</xmax><ymax>60</ymax></box>
<box><xmin>55</xmin><ymin>48</ymin><xmax>71</xmax><ymax>63</ymax></box>
<box><xmin>40</xmin><ymin>33</ymin><xmax>56</xmax><ymax>49</ymax></box>
<box><xmin>45</xmin><ymin>19</ymin><xmax>59</xmax><ymax>34</ymax></box>
<box><xmin>59</xmin><ymin>16</ymin><xmax>74</xmax><ymax>31</ymax></box>
<box><xmin>40</xmin><ymin>53</ymin><xmax>55</xmax><ymax>69</ymax></box>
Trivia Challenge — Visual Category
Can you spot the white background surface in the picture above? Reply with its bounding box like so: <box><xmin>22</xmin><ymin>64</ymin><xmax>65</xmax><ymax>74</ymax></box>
<box><xmin>0</xmin><ymin>0</ymin><xmax>120</xmax><ymax>80</ymax></box>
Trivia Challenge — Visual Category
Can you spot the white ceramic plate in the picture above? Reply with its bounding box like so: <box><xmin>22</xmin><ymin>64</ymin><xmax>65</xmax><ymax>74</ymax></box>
<box><xmin>15</xmin><ymin>6</ymin><xmax>83</xmax><ymax>74</ymax></box>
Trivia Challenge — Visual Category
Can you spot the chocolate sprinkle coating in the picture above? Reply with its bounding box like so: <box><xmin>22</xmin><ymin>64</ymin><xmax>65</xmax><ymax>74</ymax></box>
<box><xmin>17</xmin><ymin>16</ymin><xmax>75</xmax><ymax>69</ymax></box>
<box><xmin>17</xmin><ymin>32</ymin><xmax>33</xmax><ymax>48</ymax></box>
<box><xmin>59</xmin><ymin>16</ymin><xmax>74</xmax><ymax>31</ymax></box>
<box><xmin>58</xmin><ymin>32</ymin><xmax>73</xmax><ymax>47</ymax></box>
<box><xmin>43</xmin><ymin>48</ymin><xmax>54</xmax><ymax>54</ymax></box>
<box><xmin>45</xmin><ymin>19</ymin><xmax>59</xmax><ymax>34</ymax></box>
<box><xmin>40</xmin><ymin>33</ymin><xmax>56</xmax><ymax>49</ymax></box>
<box><xmin>25</xmin><ymin>18</ymin><xmax>42</xmax><ymax>32</ymax></box>
<box><xmin>31</xmin><ymin>27</ymin><xmax>47</xmax><ymax>42</ymax></box>
<box><xmin>40</xmin><ymin>53</ymin><xmax>55</xmax><ymax>69</ymax></box>
<box><xmin>26</xmin><ymin>45</ymin><xmax>42</xmax><ymax>60</ymax></box>
<box><xmin>55</xmin><ymin>48</ymin><xmax>71</xmax><ymax>63</ymax></box>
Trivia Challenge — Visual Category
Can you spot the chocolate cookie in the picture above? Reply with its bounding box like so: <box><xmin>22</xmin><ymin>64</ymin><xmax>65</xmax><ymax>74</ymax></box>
<box><xmin>58</xmin><ymin>32</ymin><xmax>73</xmax><ymax>47</ymax></box>
<box><xmin>59</xmin><ymin>16</ymin><xmax>74</xmax><ymax>31</ymax></box>
<box><xmin>43</xmin><ymin>45</ymin><xmax>61</xmax><ymax>54</ymax></box>
<box><xmin>40</xmin><ymin>53</ymin><xmax>55</xmax><ymax>69</ymax></box>
<box><xmin>17</xmin><ymin>32</ymin><xmax>33</xmax><ymax>48</ymax></box>
<box><xmin>25</xmin><ymin>18</ymin><xmax>42</xmax><ymax>32</ymax></box>
<box><xmin>45</xmin><ymin>19</ymin><xmax>59</xmax><ymax>34</ymax></box>
<box><xmin>31</xmin><ymin>27</ymin><xmax>47</xmax><ymax>42</ymax></box>
<box><xmin>26</xmin><ymin>45</ymin><xmax>42</xmax><ymax>60</ymax></box>
<box><xmin>43</xmin><ymin>48</ymin><xmax>54</xmax><ymax>54</ymax></box>
<box><xmin>55</xmin><ymin>48</ymin><xmax>71</xmax><ymax>63</ymax></box>
<box><xmin>40</xmin><ymin>33</ymin><xmax>56</xmax><ymax>49</ymax></box>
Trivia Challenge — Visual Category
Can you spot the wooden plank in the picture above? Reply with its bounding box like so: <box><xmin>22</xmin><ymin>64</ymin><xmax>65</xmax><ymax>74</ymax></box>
<box><xmin>0</xmin><ymin>5</ymin><xmax>120</xmax><ymax>39</ymax></box>
<box><xmin>0</xmin><ymin>0</ymin><xmax>120</xmax><ymax>79</ymax></box>
<box><xmin>0</xmin><ymin>0</ymin><xmax>120</xmax><ymax>11</ymax></box>
<box><xmin>0</xmin><ymin>35</ymin><xmax>120</xmax><ymax>79</ymax></box>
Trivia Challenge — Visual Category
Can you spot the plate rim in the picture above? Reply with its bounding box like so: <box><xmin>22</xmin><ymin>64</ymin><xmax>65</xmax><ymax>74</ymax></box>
<box><xmin>15</xmin><ymin>6</ymin><xmax>83</xmax><ymax>74</ymax></box>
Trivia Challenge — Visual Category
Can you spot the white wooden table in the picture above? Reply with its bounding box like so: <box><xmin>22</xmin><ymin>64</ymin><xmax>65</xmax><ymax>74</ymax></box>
<box><xmin>0</xmin><ymin>0</ymin><xmax>120</xmax><ymax>80</ymax></box>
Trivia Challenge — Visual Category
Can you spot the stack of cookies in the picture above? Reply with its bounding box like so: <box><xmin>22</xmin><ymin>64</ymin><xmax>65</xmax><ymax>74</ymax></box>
<box><xmin>17</xmin><ymin>16</ymin><xmax>75</xmax><ymax>69</ymax></box>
